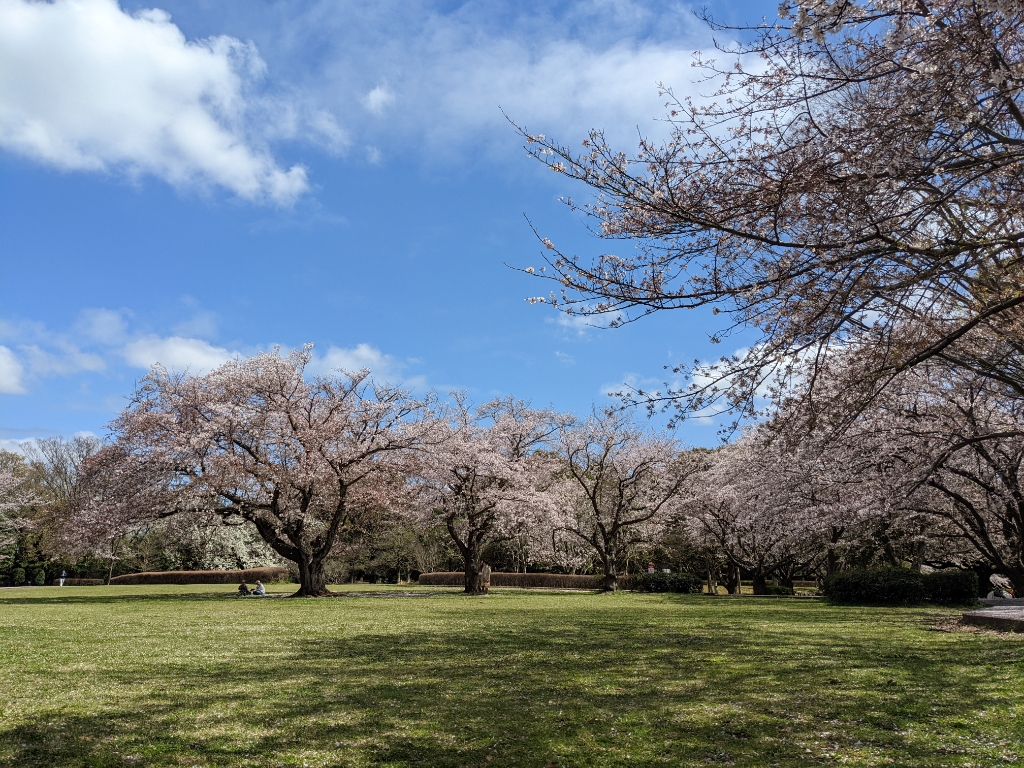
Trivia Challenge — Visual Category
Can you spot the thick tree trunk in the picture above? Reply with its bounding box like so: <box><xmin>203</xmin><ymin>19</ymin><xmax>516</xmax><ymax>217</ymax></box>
<box><xmin>601</xmin><ymin>556</ymin><xmax>618</xmax><ymax>592</ymax></box>
<box><xmin>292</xmin><ymin>554</ymin><xmax>331</xmax><ymax>597</ymax></box>
<box><xmin>726</xmin><ymin>563</ymin><xmax>740</xmax><ymax>595</ymax></box>
<box><xmin>825</xmin><ymin>548</ymin><xmax>839</xmax><ymax>578</ymax></box>
<box><xmin>751</xmin><ymin>571</ymin><xmax>768</xmax><ymax>595</ymax></box>
<box><xmin>464</xmin><ymin>556</ymin><xmax>490</xmax><ymax>595</ymax></box>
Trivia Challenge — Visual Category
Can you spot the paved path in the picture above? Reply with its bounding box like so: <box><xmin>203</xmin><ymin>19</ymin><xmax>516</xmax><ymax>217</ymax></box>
<box><xmin>963</xmin><ymin>603</ymin><xmax>1024</xmax><ymax>632</ymax></box>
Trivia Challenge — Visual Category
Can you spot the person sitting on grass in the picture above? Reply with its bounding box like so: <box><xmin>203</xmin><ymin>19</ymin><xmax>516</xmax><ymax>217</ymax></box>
<box><xmin>238</xmin><ymin>582</ymin><xmax>251</xmax><ymax>596</ymax></box>
<box><xmin>252</xmin><ymin>580</ymin><xmax>266</xmax><ymax>596</ymax></box>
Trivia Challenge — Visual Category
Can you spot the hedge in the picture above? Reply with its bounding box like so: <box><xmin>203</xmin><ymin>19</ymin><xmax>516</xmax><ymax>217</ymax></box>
<box><xmin>624</xmin><ymin>572</ymin><xmax>704</xmax><ymax>594</ymax></box>
<box><xmin>108</xmin><ymin>567</ymin><xmax>290</xmax><ymax>585</ymax></box>
<box><xmin>924</xmin><ymin>569</ymin><xmax>979</xmax><ymax>604</ymax></box>
<box><xmin>52</xmin><ymin>578</ymin><xmax>105</xmax><ymax>586</ymax></box>
<box><xmin>417</xmin><ymin>572</ymin><xmax>602</xmax><ymax>589</ymax></box>
<box><xmin>822</xmin><ymin>567</ymin><xmax>978</xmax><ymax>605</ymax></box>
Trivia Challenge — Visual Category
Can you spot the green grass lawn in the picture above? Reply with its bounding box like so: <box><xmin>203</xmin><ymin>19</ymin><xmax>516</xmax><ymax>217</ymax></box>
<box><xmin>1</xmin><ymin>585</ymin><xmax>1021</xmax><ymax>767</ymax></box>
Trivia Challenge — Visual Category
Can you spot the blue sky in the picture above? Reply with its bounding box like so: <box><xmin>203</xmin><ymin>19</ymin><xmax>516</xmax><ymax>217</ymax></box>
<box><xmin>0</xmin><ymin>0</ymin><xmax>775</xmax><ymax>451</ymax></box>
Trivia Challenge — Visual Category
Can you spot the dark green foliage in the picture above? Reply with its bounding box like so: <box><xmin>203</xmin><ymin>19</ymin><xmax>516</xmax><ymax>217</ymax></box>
<box><xmin>12</xmin><ymin>568</ymin><xmax>27</xmax><ymax>586</ymax></box>
<box><xmin>625</xmin><ymin>572</ymin><xmax>704</xmax><ymax>593</ymax></box>
<box><xmin>32</xmin><ymin>569</ymin><xmax>46</xmax><ymax>586</ymax></box>
<box><xmin>823</xmin><ymin>568</ymin><xmax>928</xmax><ymax>605</ymax></box>
<box><xmin>417</xmin><ymin>572</ymin><xmax>601</xmax><ymax>589</ymax></box>
<box><xmin>923</xmin><ymin>570</ymin><xmax>979</xmax><ymax>604</ymax></box>
<box><xmin>823</xmin><ymin>567</ymin><xmax>981</xmax><ymax>606</ymax></box>
<box><xmin>764</xmin><ymin>585</ymin><xmax>795</xmax><ymax>596</ymax></box>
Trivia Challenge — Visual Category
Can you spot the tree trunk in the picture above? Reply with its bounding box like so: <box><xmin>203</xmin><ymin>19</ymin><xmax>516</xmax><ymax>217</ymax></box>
<box><xmin>601</xmin><ymin>555</ymin><xmax>618</xmax><ymax>592</ymax></box>
<box><xmin>751</xmin><ymin>571</ymin><xmax>768</xmax><ymax>595</ymax></box>
<box><xmin>825</xmin><ymin>548</ymin><xmax>839</xmax><ymax>578</ymax></box>
<box><xmin>726</xmin><ymin>563</ymin><xmax>740</xmax><ymax>595</ymax></box>
<box><xmin>292</xmin><ymin>554</ymin><xmax>331</xmax><ymax>597</ymax></box>
<box><xmin>464</xmin><ymin>557</ymin><xmax>490</xmax><ymax>594</ymax></box>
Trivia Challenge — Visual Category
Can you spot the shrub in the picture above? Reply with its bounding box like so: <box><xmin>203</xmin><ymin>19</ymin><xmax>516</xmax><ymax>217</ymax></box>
<box><xmin>923</xmin><ymin>570</ymin><xmax>978</xmax><ymax>604</ymax></box>
<box><xmin>108</xmin><ymin>567</ymin><xmax>290</xmax><ymax>585</ymax></box>
<box><xmin>763</xmin><ymin>585</ymin><xmax>795</xmax><ymax>596</ymax></box>
<box><xmin>822</xmin><ymin>567</ymin><xmax>927</xmax><ymax>605</ymax></box>
<box><xmin>625</xmin><ymin>572</ymin><xmax>704</xmax><ymax>594</ymax></box>
<box><xmin>52</xmin><ymin>578</ymin><xmax>105</xmax><ymax>586</ymax></box>
<box><xmin>417</xmin><ymin>572</ymin><xmax>601</xmax><ymax>589</ymax></box>
<box><xmin>12</xmin><ymin>568</ymin><xmax>26</xmax><ymax>586</ymax></box>
<box><xmin>32</xmin><ymin>569</ymin><xmax>46</xmax><ymax>586</ymax></box>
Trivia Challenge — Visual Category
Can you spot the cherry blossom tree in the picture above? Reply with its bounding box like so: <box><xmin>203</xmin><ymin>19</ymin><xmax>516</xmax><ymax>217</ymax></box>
<box><xmin>75</xmin><ymin>348</ymin><xmax>438</xmax><ymax>596</ymax></box>
<box><xmin>0</xmin><ymin>451</ymin><xmax>34</xmax><ymax>551</ymax></box>
<box><xmin>685</xmin><ymin>435</ymin><xmax>830</xmax><ymax>593</ymax></box>
<box><xmin>758</xmin><ymin>335</ymin><xmax>1024</xmax><ymax>587</ymax></box>
<box><xmin>415</xmin><ymin>397</ymin><xmax>559</xmax><ymax>594</ymax></box>
<box><xmin>844</xmin><ymin>363</ymin><xmax>1024</xmax><ymax>591</ymax></box>
<box><xmin>550</xmin><ymin>410</ymin><xmax>706</xmax><ymax>591</ymax></box>
<box><xmin>521</xmin><ymin>1</ymin><xmax>1024</xmax><ymax>422</ymax></box>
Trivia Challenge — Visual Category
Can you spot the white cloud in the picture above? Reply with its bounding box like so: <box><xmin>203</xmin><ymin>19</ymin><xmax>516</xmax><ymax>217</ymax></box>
<box><xmin>363</xmin><ymin>84</ymin><xmax>395</xmax><ymax>116</ymax></box>
<box><xmin>556</xmin><ymin>314</ymin><xmax>598</xmax><ymax>333</ymax></box>
<box><xmin>173</xmin><ymin>311</ymin><xmax>219</xmax><ymax>339</ymax></box>
<box><xmin>0</xmin><ymin>346</ymin><xmax>26</xmax><ymax>394</ymax></box>
<box><xmin>310</xmin><ymin>343</ymin><xmax>397</xmax><ymax>377</ymax></box>
<box><xmin>599</xmin><ymin>372</ymin><xmax>662</xmax><ymax>398</ymax></box>
<box><xmin>123</xmin><ymin>335</ymin><xmax>237</xmax><ymax>373</ymax></box>
<box><xmin>282</xmin><ymin>0</ymin><xmax>731</xmax><ymax>156</ymax></box>
<box><xmin>307</xmin><ymin>343</ymin><xmax>426</xmax><ymax>389</ymax></box>
<box><xmin>76</xmin><ymin>308</ymin><xmax>129</xmax><ymax>345</ymax></box>
<box><xmin>19</xmin><ymin>344</ymin><xmax>105</xmax><ymax>376</ymax></box>
<box><xmin>0</xmin><ymin>0</ymin><xmax>308</xmax><ymax>204</ymax></box>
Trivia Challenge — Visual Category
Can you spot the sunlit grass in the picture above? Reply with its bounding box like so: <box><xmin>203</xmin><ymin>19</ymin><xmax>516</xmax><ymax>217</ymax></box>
<box><xmin>0</xmin><ymin>583</ymin><xmax>1021</xmax><ymax>767</ymax></box>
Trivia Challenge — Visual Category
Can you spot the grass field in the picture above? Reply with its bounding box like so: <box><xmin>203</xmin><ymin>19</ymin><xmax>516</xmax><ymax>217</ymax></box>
<box><xmin>1</xmin><ymin>584</ymin><xmax>1022</xmax><ymax>767</ymax></box>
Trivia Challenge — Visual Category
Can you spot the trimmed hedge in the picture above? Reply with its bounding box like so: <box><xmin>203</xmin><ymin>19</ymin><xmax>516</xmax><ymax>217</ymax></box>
<box><xmin>822</xmin><ymin>567</ymin><xmax>978</xmax><ymax>605</ymax></box>
<box><xmin>764</xmin><ymin>585</ymin><xmax>795</xmax><ymax>596</ymax></box>
<box><xmin>12</xmin><ymin>568</ymin><xmax>26</xmax><ymax>586</ymax></box>
<box><xmin>924</xmin><ymin>569</ymin><xmax>979</xmax><ymax>604</ymax></box>
<box><xmin>108</xmin><ymin>567</ymin><xmax>290</xmax><ymax>585</ymax></box>
<box><xmin>624</xmin><ymin>572</ymin><xmax>704</xmax><ymax>594</ymax></box>
<box><xmin>52</xmin><ymin>578</ymin><xmax>105</xmax><ymax>586</ymax></box>
<box><xmin>417</xmin><ymin>572</ymin><xmax>602</xmax><ymax>589</ymax></box>
<box><xmin>822</xmin><ymin>568</ymin><xmax>926</xmax><ymax>605</ymax></box>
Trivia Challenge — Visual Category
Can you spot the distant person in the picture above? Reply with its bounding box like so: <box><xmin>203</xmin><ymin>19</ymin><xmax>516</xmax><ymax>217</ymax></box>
<box><xmin>59</xmin><ymin>570</ymin><xmax>67</xmax><ymax>587</ymax></box>
<box><xmin>253</xmin><ymin>580</ymin><xmax>266</xmax><ymax>596</ymax></box>
<box><xmin>238</xmin><ymin>582</ymin><xmax>251</xmax><ymax>596</ymax></box>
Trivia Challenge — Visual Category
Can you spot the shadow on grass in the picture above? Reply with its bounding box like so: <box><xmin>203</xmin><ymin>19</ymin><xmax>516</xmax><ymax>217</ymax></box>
<box><xmin>0</xmin><ymin>592</ymin><xmax>236</xmax><ymax>605</ymax></box>
<box><xmin>2</xmin><ymin>595</ymin><xmax>1023</xmax><ymax>767</ymax></box>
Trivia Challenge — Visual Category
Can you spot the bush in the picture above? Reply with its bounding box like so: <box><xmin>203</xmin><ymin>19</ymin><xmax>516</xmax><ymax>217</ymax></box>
<box><xmin>32</xmin><ymin>569</ymin><xmax>46</xmax><ymax>586</ymax></box>
<box><xmin>52</xmin><ymin>578</ymin><xmax>105</xmax><ymax>586</ymax></box>
<box><xmin>108</xmin><ymin>567</ymin><xmax>290</xmax><ymax>585</ymax></box>
<box><xmin>12</xmin><ymin>568</ymin><xmax>26</xmax><ymax>586</ymax></box>
<box><xmin>417</xmin><ymin>572</ymin><xmax>601</xmax><ymax>589</ymax></box>
<box><xmin>764</xmin><ymin>585</ymin><xmax>795</xmax><ymax>596</ymax></box>
<box><xmin>625</xmin><ymin>572</ymin><xmax>704</xmax><ymax>594</ymax></box>
<box><xmin>822</xmin><ymin>567</ymin><xmax>927</xmax><ymax>605</ymax></box>
<box><xmin>923</xmin><ymin>570</ymin><xmax>978</xmax><ymax>604</ymax></box>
